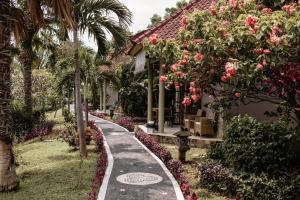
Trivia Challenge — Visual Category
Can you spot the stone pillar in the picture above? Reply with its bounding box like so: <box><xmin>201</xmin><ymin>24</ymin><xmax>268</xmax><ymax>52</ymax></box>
<box><xmin>147</xmin><ymin>59</ymin><xmax>153</xmax><ymax>124</ymax></box>
<box><xmin>158</xmin><ymin>61</ymin><xmax>165</xmax><ymax>133</ymax></box>
<box><xmin>103</xmin><ymin>79</ymin><xmax>107</xmax><ymax>113</ymax></box>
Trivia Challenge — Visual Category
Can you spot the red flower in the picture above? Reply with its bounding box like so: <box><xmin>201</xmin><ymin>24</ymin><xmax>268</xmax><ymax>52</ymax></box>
<box><xmin>282</xmin><ymin>5</ymin><xmax>296</xmax><ymax>16</ymax></box>
<box><xmin>191</xmin><ymin>94</ymin><xmax>201</xmax><ymax>102</ymax></box>
<box><xmin>229</xmin><ymin>0</ymin><xmax>238</xmax><ymax>9</ymax></box>
<box><xmin>262</xmin><ymin>8</ymin><xmax>272</xmax><ymax>15</ymax></box>
<box><xmin>179</xmin><ymin>59</ymin><xmax>188</xmax><ymax>65</ymax></box>
<box><xmin>187</xmin><ymin>192</ymin><xmax>199</xmax><ymax>200</ymax></box>
<box><xmin>190</xmin><ymin>81</ymin><xmax>196</xmax><ymax>87</ymax></box>
<box><xmin>159</xmin><ymin>75</ymin><xmax>168</xmax><ymax>83</ymax></box>
<box><xmin>219</xmin><ymin>6</ymin><xmax>226</xmax><ymax>13</ymax></box>
<box><xmin>181</xmin><ymin>14</ymin><xmax>188</xmax><ymax>28</ymax></box>
<box><xmin>245</xmin><ymin>15</ymin><xmax>258</xmax><ymax>27</ymax></box>
<box><xmin>263</xmin><ymin>49</ymin><xmax>271</xmax><ymax>54</ymax></box>
<box><xmin>235</xmin><ymin>92</ymin><xmax>241</xmax><ymax>97</ymax></box>
<box><xmin>149</xmin><ymin>34</ymin><xmax>158</xmax><ymax>45</ymax></box>
<box><xmin>225</xmin><ymin>62</ymin><xmax>236</xmax><ymax>77</ymax></box>
<box><xmin>257</xmin><ymin>63</ymin><xmax>264</xmax><ymax>70</ymax></box>
<box><xmin>175</xmin><ymin>71</ymin><xmax>185</xmax><ymax>79</ymax></box>
<box><xmin>182</xmin><ymin>97</ymin><xmax>192</xmax><ymax>106</ymax></box>
<box><xmin>270</xmin><ymin>34</ymin><xmax>281</xmax><ymax>45</ymax></box>
<box><xmin>194</xmin><ymin>53</ymin><xmax>204</xmax><ymax>62</ymax></box>
<box><xmin>209</xmin><ymin>1</ymin><xmax>217</xmax><ymax>16</ymax></box>
<box><xmin>171</xmin><ymin>64</ymin><xmax>178</xmax><ymax>72</ymax></box>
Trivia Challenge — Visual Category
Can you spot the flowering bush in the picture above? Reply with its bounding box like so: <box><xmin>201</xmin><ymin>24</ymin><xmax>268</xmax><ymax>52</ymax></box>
<box><xmin>144</xmin><ymin>0</ymin><xmax>300</xmax><ymax>125</ymax></box>
<box><xmin>135</xmin><ymin>129</ymin><xmax>197</xmax><ymax>199</ymax></box>
<box><xmin>24</xmin><ymin>121</ymin><xmax>56</xmax><ymax>141</ymax></box>
<box><xmin>87</xmin><ymin>121</ymin><xmax>107</xmax><ymax>200</ymax></box>
<box><xmin>114</xmin><ymin>116</ymin><xmax>135</xmax><ymax>131</ymax></box>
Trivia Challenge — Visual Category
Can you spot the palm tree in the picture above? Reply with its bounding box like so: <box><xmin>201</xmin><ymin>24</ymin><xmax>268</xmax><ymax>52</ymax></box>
<box><xmin>0</xmin><ymin>0</ymin><xmax>75</xmax><ymax>191</ymax></box>
<box><xmin>71</xmin><ymin>0</ymin><xmax>132</xmax><ymax>158</ymax></box>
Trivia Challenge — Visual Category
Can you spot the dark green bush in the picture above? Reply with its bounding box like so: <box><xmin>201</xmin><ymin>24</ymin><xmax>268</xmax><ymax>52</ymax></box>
<box><xmin>119</xmin><ymin>83</ymin><xmax>147</xmax><ymax>117</ymax></box>
<box><xmin>237</xmin><ymin>173</ymin><xmax>300</xmax><ymax>200</ymax></box>
<box><xmin>223</xmin><ymin>115</ymin><xmax>300</xmax><ymax>176</ymax></box>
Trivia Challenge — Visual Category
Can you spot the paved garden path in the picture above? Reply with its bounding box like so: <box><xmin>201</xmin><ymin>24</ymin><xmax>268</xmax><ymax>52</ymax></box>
<box><xmin>88</xmin><ymin>114</ymin><xmax>184</xmax><ymax>200</ymax></box>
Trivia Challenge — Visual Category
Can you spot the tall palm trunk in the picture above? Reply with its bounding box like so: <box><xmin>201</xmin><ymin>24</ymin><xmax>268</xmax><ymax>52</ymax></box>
<box><xmin>20</xmin><ymin>49</ymin><xmax>33</xmax><ymax>114</ymax></box>
<box><xmin>0</xmin><ymin>0</ymin><xmax>20</xmax><ymax>191</ymax></box>
<box><xmin>73</xmin><ymin>28</ymin><xmax>87</xmax><ymax>158</ymax></box>
<box><xmin>84</xmin><ymin>75</ymin><xmax>89</xmax><ymax>128</ymax></box>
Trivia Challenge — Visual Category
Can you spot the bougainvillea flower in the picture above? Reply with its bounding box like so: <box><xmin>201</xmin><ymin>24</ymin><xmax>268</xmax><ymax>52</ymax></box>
<box><xmin>191</xmin><ymin>94</ymin><xmax>201</xmax><ymax>102</ymax></box>
<box><xmin>149</xmin><ymin>34</ymin><xmax>158</xmax><ymax>45</ymax></box>
<box><xmin>181</xmin><ymin>14</ymin><xmax>188</xmax><ymax>28</ymax></box>
<box><xmin>262</xmin><ymin>8</ymin><xmax>272</xmax><ymax>14</ymax></box>
<box><xmin>159</xmin><ymin>75</ymin><xmax>168</xmax><ymax>83</ymax></box>
<box><xmin>209</xmin><ymin>1</ymin><xmax>217</xmax><ymax>16</ymax></box>
<box><xmin>225</xmin><ymin>62</ymin><xmax>236</xmax><ymax>77</ymax></box>
<box><xmin>229</xmin><ymin>0</ymin><xmax>238</xmax><ymax>9</ymax></box>
<box><xmin>282</xmin><ymin>5</ymin><xmax>296</xmax><ymax>16</ymax></box>
<box><xmin>257</xmin><ymin>63</ymin><xmax>264</xmax><ymax>70</ymax></box>
<box><xmin>235</xmin><ymin>92</ymin><xmax>241</xmax><ymax>97</ymax></box>
<box><xmin>171</xmin><ymin>64</ymin><xmax>178</xmax><ymax>72</ymax></box>
<box><xmin>245</xmin><ymin>15</ymin><xmax>258</xmax><ymax>27</ymax></box>
<box><xmin>182</xmin><ymin>97</ymin><xmax>192</xmax><ymax>106</ymax></box>
<box><xmin>194</xmin><ymin>53</ymin><xmax>204</xmax><ymax>62</ymax></box>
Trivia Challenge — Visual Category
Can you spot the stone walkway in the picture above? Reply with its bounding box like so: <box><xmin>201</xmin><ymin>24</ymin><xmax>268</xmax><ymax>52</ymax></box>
<box><xmin>88</xmin><ymin>114</ymin><xmax>184</xmax><ymax>200</ymax></box>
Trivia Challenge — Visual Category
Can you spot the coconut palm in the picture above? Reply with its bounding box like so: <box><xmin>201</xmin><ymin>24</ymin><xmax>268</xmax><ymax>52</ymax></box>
<box><xmin>71</xmin><ymin>0</ymin><xmax>132</xmax><ymax>158</ymax></box>
<box><xmin>0</xmin><ymin>0</ymin><xmax>75</xmax><ymax>192</ymax></box>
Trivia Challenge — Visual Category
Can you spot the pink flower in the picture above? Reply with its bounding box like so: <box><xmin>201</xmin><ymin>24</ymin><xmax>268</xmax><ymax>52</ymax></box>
<box><xmin>209</xmin><ymin>1</ymin><xmax>217</xmax><ymax>16</ymax></box>
<box><xmin>189</xmin><ymin>87</ymin><xmax>197</xmax><ymax>94</ymax></box>
<box><xmin>190</xmin><ymin>81</ymin><xmax>196</xmax><ymax>87</ymax></box>
<box><xmin>270</xmin><ymin>34</ymin><xmax>281</xmax><ymax>45</ymax></box>
<box><xmin>179</xmin><ymin>59</ymin><xmax>188</xmax><ymax>65</ymax></box>
<box><xmin>194</xmin><ymin>53</ymin><xmax>204</xmax><ymax>62</ymax></box>
<box><xmin>263</xmin><ymin>49</ymin><xmax>271</xmax><ymax>54</ymax></box>
<box><xmin>282</xmin><ymin>5</ymin><xmax>296</xmax><ymax>16</ymax></box>
<box><xmin>149</xmin><ymin>34</ymin><xmax>158</xmax><ymax>45</ymax></box>
<box><xmin>250</xmin><ymin>26</ymin><xmax>259</xmax><ymax>34</ymax></box>
<box><xmin>262</xmin><ymin>59</ymin><xmax>267</xmax><ymax>66</ymax></box>
<box><xmin>182</xmin><ymin>14</ymin><xmax>188</xmax><ymax>28</ymax></box>
<box><xmin>187</xmin><ymin>192</ymin><xmax>199</xmax><ymax>200</ymax></box>
<box><xmin>262</xmin><ymin>8</ymin><xmax>272</xmax><ymax>15</ymax></box>
<box><xmin>171</xmin><ymin>64</ymin><xmax>178</xmax><ymax>72</ymax></box>
<box><xmin>159</xmin><ymin>75</ymin><xmax>168</xmax><ymax>83</ymax></box>
<box><xmin>257</xmin><ymin>63</ymin><xmax>264</xmax><ymax>70</ymax></box>
<box><xmin>229</xmin><ymin>0</ymin><xmax>238</xmax><ymax>9</ymax></box>
<box><xmin>271</xmin><ymin>25</ymin><xmax>282</xmax><ymax>36</ymax></box>
<box><xmin>225</xmin><ymin>62</ymin><xmax>236</xmax><ymax>77</ymax></box>
<box><xmin>252</xmin><ymin>48</ymin><xmax>264</xmax><ymax>54</ymax></box>
<box><xmin>245</xmin><ymin>15</ymin><xmax>258</xmax><ymax>27</ymax></box>
<box><xmin>175</xmin><ymin>82</ymin><xmax>180</xmax><ymax>90</ymax></box>
<box><xmin>221</xmin><ymin>74</ymin><xmax>230</xmax><ymax>82</ymax></box>
<box><xmin>191</xmin><ymin>94</ymin><xmax>201</xmax><ymax>102</ymax></box>
<box><xmin>182</xmin><ymin>97</ymin><xmax>192</xmax><ymax>106</ymax></box>
<box><xmin>235</xmin><ymin>92</ymin><xmax>241</xmax><ymax>97</ymax></box>
<box><xmin>219</xmin><ymin>6</ymin><xmax>226</xmax><ymax>13</ymax></box>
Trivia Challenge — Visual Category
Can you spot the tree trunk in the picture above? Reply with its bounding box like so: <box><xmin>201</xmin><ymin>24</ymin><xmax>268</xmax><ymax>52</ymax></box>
<box><xmin>73</xmin><ymin>28</ymin><xmax>87</xmax><ymax>158</ymax></box>
<box><xmin>84</xmin><ymin>75</ymin><xmax>89</xmax><ymax>128</ymax></box>
<box><xmin>103</xmin><ymin>79</ymin><xmax>107</xmax><ymax>113</ymax></box>
<box><xmin>67</xmin><ymin>90</ymin><xmax>71</xmax><ymax>113</ymax></box>
<box><xmin>0</xmin><ymin>1</ymin><xmax>20</xmax><ymax>191</ymax></box>
<box><xmin>99</xmin><ymin>80</ymin><xmax>103</xmax><ymax>110</ymax></box>
<box><xmin>20</xmin><ymin>50</ymin><xmax>33</xmax><ymax>114</ymax></box>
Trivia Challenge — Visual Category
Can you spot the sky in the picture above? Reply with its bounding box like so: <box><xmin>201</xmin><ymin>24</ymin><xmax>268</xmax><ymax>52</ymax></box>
<box><xmin>83</xmin><ymin>0</ymin><xmax>178</xmax><ymax>50</ymax></box>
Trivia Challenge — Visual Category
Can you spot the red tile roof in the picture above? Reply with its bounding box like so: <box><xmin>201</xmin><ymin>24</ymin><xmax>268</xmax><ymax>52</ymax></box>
<box><xmin>127</xmin><ymin>0</ymin><xmax>212</xmax><ymax>55</ymax></box>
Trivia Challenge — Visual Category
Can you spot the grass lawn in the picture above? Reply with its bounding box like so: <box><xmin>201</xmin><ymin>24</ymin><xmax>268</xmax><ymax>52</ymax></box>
<box><xmin>163</xmin><ymin>144</ymin><xmax>227</xmax><ymax>200</ymax></box>
<box><xmin>0</xmin><ymin>139</ymin><xmax>98</xmax><ymax>200</ymax></box>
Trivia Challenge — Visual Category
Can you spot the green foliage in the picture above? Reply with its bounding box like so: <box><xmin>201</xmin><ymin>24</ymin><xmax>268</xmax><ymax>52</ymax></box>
<box><xmin>118</xmin><ymin>63</ymin><xmax>147</xmax><ymax>117</ymax></box>
<box><xmin>237</xmin><ymin>173</ymin><xmax>300</xmax><ymax>200</ymax></box>
<box><xmin>223</xmin><ymin>115</ymin><xmax>300</xmax><ymax>176</ymax></box>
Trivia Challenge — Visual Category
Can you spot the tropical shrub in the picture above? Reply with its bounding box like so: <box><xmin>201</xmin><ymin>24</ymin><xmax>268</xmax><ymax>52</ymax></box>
<box><xmin>223</xmin><ymin>115</ymin><xmax>300</xmax><ymax>176</ymax></box>
<box><xmin>24</xmin><ymin>121</ymin><xmax>56</xmax><ymax>141</ymax></box>
<box><xmin>199</xmin><ymin>159</ymin><xmax>238</xmax><ymax>196</ymax></box>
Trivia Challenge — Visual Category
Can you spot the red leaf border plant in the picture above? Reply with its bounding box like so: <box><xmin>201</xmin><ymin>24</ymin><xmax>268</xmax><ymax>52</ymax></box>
<box><xmin>135</xmin><ymin>128</ymin><xmax>198</xmax><ymax>200</ymax></box>
<box><xmin>87</xmin><ymin>121</ymin><xmax>108</xmax><ymax>200</ymax></box>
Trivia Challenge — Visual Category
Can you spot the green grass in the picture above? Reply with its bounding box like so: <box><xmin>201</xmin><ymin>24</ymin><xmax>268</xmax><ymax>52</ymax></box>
<box><xmin>0</xmin><ymin>140</ymin><xmax>98</xmax><ymax>200</ymax></box>
<box><xmin>163</xmin><ymin>144</ymin><xmax>227</xmax><ymax>200</ymax></box>
<box><xmin>46</xmin><ymin>109</ymin><xmax>65</xmax><ymax>129</ymax></box>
